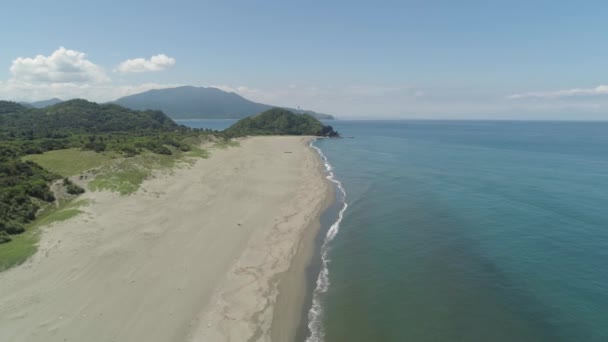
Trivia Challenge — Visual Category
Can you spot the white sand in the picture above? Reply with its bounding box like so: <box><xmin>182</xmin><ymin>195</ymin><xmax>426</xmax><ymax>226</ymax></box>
<box><xmin>0</xmin><ymin>136</ymin><xmax>331</xmax><ymax>342</ymax></box>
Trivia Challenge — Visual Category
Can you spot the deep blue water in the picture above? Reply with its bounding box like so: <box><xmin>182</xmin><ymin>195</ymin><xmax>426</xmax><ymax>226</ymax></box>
<box><xmin>308</xmin><ymin>121</ymin><xmax>608</xmax><ymax>341</ymax></box>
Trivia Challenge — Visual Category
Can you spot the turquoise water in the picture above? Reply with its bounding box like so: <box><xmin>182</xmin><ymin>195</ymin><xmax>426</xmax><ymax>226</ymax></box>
<box><xmin>309</xmin><ymin>121</ymin><xmax>608</xmax><ymax>342</ymax></box>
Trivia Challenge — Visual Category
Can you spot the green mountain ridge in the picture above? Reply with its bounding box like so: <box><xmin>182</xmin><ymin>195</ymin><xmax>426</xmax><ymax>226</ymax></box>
<box><xmin>0</xmin><ymin>99</ymin><xmax>179</xmax><ymax>138</ymax></box>
<box><xmin>0</xmin><ymin>99</ymin><xmax>204</xmax><ymax>244</ymax></box>
<box><xmin>225</xmin><ymin>108</ymin><xmax>339</xmax><ymax>137</ymax></box>
<box><xmin>24</xmin><ymin>98</ymin><xmax>64</xmax><ymax>108</ymax></box>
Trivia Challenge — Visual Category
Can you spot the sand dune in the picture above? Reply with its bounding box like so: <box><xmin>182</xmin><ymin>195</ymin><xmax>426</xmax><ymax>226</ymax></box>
<box><xmin>0</xmin><ymin>136</ymin><xmax>331</xmax><ymax>342</ymax></box>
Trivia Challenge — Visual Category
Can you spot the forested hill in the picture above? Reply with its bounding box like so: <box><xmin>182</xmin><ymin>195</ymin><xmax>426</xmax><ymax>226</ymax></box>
<box><xmin>0</xmin><ymin>99</ymin><xmax>204</xmax><ymax>245</ymax></box>
<box><xmin>0</xmin><ymin>101</ymin><xmax>27</xmax><ymax>115</ymax></box>
<box><xmin>225</xmin><ymin>108</ymin><xmax>339</xmax><ymax>137</ymax></box>
<box><xmin>113</xmin><ymin>86</ymin><xmax>335</xmax><ymax>120</ymax></box>
<box><xmin>0</xmin><ymin>99</ymin><xmax>178</xmax><ymax>139</ymax></box>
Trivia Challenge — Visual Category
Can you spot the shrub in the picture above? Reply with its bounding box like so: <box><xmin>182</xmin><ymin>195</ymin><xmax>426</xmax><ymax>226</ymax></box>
<box><xmin>63</xmin><ymin>178</ymin><xmax>85</xmax><ymax>195</ymax></box>
<box><xmin>152</xmin><ymin>146</ymin><xmax>172</xmax><ymax>155</ymax></box>
<box><xmin>0</xmin><ymin>231</ymin><xmax>11</xmax><ymax>244</ymax></box>
<box><xmin>1</xmin><ymin>221</ymin><xmax>25</xmax><ymax>235</ymax></box>
<box><xmin>120</xmin><ymin>145</ymin><xmax>138</xmax><ymax>157</ymax></box>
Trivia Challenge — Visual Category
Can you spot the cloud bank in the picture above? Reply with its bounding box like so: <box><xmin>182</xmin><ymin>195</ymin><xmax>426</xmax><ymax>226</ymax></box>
<box><xmin>116</xmin><ymin>54</ymin><xmax>176</xmax><ymax>73</ymax></box>
<box><xmin>508</xmin><ymin>85</ymin><xmax>608</xmax><ymax>99</ymax></box>
<box><xmin>10</xmin><ymin>47</ymin><xmax>108</xmax><ymax>83</ymax></box>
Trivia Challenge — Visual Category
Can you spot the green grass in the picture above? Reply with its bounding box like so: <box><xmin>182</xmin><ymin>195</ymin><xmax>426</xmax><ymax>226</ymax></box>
<box><xmin>213</xmin><ymin>139</ymin><xmax>240</xmax><ymax>149</ymax></box>
<box><xmin>186</xmin><ymin>146</ymin><xmax>210</xmax><ymax>159</ymax></box>
<box><xmin>0</xmin><ymin>199</ymin><xmax>88</xmax><ymax>272</ymax></box>
<box><xmin>23</xmin><ymin>148</ymin><xmax>115</xmax><ymax>177</ymax></box>
<box><xmin>0</xmin><ymin>232</ymin><xmax>38</xmax><ymax>272</ymax></box>
<box><xmin>87</xmin><ymin>148</ymin><xmax>207</xmax><ymax>195</ymax></box>
<box><xmin>89</xmin><ymin>169</ymin><xmax>148</xmax><ymax>195</ymax></box>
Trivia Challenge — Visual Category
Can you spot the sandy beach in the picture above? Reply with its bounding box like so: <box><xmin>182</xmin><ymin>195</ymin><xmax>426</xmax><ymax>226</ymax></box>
<box><xmin>0</xmin><ymin>136</ymin><xmax>331</xmax><ymax>342</ymax></box>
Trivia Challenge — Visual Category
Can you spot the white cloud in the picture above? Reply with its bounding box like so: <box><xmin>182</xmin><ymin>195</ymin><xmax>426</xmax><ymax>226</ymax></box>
<box><xmin>508</xmin><ymin>85</ymin><xmax>608</xmax><ymax>99</ymax></box>
<box><xmin>116</xmin><ymin>54</ymin><xmax>176</xmax><ymax>73</ymax></box>
<box><xmin>0</xmin><ymin>47</ymin><xmax>181</xmax><ymax>102</ymax></box>
<box><xmin>10</xmin><ymin>47</ymin><xmax>108</xmax><ymax>83</ymax></box>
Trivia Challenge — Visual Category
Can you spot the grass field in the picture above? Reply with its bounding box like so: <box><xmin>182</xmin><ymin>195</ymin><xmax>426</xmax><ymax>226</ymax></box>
<box><xmin>23</xmin><ymin>148</ymin><xmax>115</xmax><ymax>177</ymax></box>
<box><xmin>89</xmin><ymin>147</ymin><xmax>210</xmax><ymax>195</ymax></box>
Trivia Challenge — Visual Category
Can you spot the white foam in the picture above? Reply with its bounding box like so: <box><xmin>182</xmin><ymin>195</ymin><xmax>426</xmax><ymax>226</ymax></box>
<box><xmin>306</xmin><ymin>140</ymin><xmax>348</xmax><ymax>342</ymax></box>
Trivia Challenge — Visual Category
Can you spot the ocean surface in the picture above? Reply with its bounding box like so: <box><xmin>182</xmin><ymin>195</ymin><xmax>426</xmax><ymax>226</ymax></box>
<box><xmin>309</xmin><ymin>120</ymin><xmax>608</xmax><ymax>342</ymax></box>
<box><xmin>181</xmin><ymin>119</ymin><xmax>608</xmax><ymax>341</ymax></box>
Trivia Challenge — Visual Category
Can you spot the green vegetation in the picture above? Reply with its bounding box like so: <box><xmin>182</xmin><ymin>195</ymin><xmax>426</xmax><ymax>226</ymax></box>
<box><xmin>0</xmin><ymin>159</ymin><xmax>60</xmax><ymax>240</ymax></box>
<box><xmin>63</xmin><ymin>178</ymin><xmax>85</xmax><ymax>195</ymax></box>
<box><xmin>0</xmin><ymin>199</ymin><xmax>88</xmax><ymax>271</ymax></box>
<box><xmin>0</xmin><ymin>99</ymin><xmax>213</xmax><ymax>250</ymax></box>
<box><xmin>0</xmin><ymin>231</ymin><xmax>37</xmax><ymax>271</ymax></box>
<box><xmin>89</xmin><ymin>169</ymin><xmax>147</xmax><ymax>195</ymax></box>
<box><xmin>23</xmin><ymin>149</ymin><xmax>114</xmax><ymax>177</ymax></box>
<box><xmin>213</xmin><ymin>139</ymin><xmax>240</xmax><ymax>149</ymax></box>
<box><xmin>32</xmin><ymin>199</ymin><xmax>88</xmax><ymax>230</ymax></box>
<box><xmin>88</xmin><ymin>144</ymin><xmax>207</xmax><ymax>195</ymax></box>
<box><xmin>224</xmin><ymin>108</ymin><xmax>339</xmax><ymax>137</ymax></box>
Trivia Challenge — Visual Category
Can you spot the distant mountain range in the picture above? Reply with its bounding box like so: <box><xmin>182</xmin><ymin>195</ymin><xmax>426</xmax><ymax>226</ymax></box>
<box><xmin>112</xmin><ymin>86</ymin><xmax>334</xmax><ymax>120</ymax></box>
<box><xmin>19</xmin><ymin>87</ymin><xmax>334</xmax><ymax>120</ymax></box>
<box><xmin>20</xmin><ymin>98</ymin><xmax>63</xmax><ymax>108</ymax></box>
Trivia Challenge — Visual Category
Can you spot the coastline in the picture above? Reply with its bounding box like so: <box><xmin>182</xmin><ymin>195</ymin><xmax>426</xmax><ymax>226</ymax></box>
<box><xmin>0</xmin><ymin>136</ymin><xmax>330</xmax><ymax>342</ymax></box>
<box><xmin>270</xmin><ymin>139</ymin><xmax>335</xmax><ymax>342</ymax></box>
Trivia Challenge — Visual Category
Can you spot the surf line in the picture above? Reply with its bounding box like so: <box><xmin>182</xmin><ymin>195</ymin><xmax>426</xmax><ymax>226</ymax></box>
<box><xmin>306</xmin><ymin>140</ymin><xmax>348</xmax><ymax>342</ymax></box>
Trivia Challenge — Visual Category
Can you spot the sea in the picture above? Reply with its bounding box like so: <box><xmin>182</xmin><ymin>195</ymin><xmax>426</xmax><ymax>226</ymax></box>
<box><xmin>182</xmin><ymin>119</ymin><xmax>608</xmax><ymax>342</ymax></box>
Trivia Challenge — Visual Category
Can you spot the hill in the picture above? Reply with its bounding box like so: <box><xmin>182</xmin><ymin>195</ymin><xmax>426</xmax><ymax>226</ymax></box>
<box><xmin>30</xmin><ymin>98</ymin><xmax>64</xmax><ymax>108</ymax></box>
<box><xmin>0</xmin><ymin>99</ymin><xmax>206</xmax><ymax>243</ymax></box>
<box><xmin>0</xmin><ymin>101</ymin><xmax>27</xmax><ymax>114</ymax></box>
<box><xmin>113</xmin><ymin>86</ymin><xmax>335</xmax><ymax>120</ymax></box>
<box><xmin>225</xmin><ymin>108</ymin><xmax>339</xmax><ymax>137</ymax></box>
<box><xmin>0</xmin><ymin>99</ymin><xmax>178</xmax><ymax>139</ymax></box>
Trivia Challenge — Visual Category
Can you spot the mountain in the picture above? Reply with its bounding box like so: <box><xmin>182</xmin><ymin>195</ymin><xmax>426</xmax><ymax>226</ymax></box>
<box><xmin>18</xmin><ymin>98</ymin><xmax>64</xmax><ymax>108</ymax></box>
<box><xmin>224</xmin><ymin>108</ymin><xmax>339</xmax><ymax>137</ymax></box>
<box><xmin>31</xmin><ymin>98</ymin><xmax>63</xmax><ymax>108</ymax></box>
<box><xmin>113</xmin><ymin>86</ymin><xmax>334</xmax><ymax>120</ymax></box>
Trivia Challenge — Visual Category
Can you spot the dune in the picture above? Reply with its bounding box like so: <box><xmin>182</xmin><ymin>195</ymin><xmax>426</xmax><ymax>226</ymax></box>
<box><xmin>0</xmin><ymin>136</ymin><xmax>331</xmax><ymax>342</ymax></box>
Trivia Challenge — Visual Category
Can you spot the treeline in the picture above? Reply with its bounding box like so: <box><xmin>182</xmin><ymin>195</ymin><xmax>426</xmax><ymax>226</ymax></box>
<box><xmin>224</xmin><ymin>107</ymin><xmax>339</xmax><ymax>137</ymax></box>
<box><xmin>0</xmin><ymin>158</ymin><xmax>59</xmax><ymax>242</ymax></box>
<box><xmin>0</xmin><ymin>99</ymin><xmax>215</xmax><ymax>243</ymax></box>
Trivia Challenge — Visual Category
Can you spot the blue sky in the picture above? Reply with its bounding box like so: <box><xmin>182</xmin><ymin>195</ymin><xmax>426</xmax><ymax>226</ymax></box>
<box><xmin>1</xmin><ymin>0</ymin><xmax>608</xmax><ymax>119</ymax></box>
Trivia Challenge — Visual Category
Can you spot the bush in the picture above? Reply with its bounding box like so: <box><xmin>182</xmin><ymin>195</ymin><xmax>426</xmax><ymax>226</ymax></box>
<box><xmin>63</xmin><ymin>178</ymin><xmax>85</xmax><ymax>195</ymax></box>
<box><xmin>119</xmin><ymin>145</ymin><xmax>138</xmax><ymax>157</ymax></box>
<box><xmin>152</xmin><ymin>146</ymin><xmax>172</xmax><ymax>155</ymax></box>
<box><xmin>66</xmin><ymin>184</ymin><xmax>85</xmax><ymax>195</ymax></box>
<box><xmin>0</xmin><ymin>231</ymin><xmax>11</xmax><ymax>244</ymax></box>
<box><xmin>1</xmin><ymin>221</ymin><xmax>25</xmax><ymax>235</ymax></box>
<box><xmin>83</xmin><ymin>141</ymin><xmax>106</xmax><ymax>152</ymax></box>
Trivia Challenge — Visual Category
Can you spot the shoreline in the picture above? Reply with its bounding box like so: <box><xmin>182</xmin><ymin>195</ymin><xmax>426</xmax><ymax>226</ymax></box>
<box><xmin>0</xmin><ymin>136</ymin><xmax>330</xmax><ymax>342</ymax></box>
<box><xmin>270</xmin><ymin>139</ymin><xmax>335</xmax><ymax>342</ymax></box>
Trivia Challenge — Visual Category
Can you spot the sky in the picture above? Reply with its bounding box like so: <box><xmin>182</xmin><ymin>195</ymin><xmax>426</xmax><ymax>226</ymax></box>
<box><xmin>1</xmin><ymin>0</ymin><xmax>608</xmax><ymax>119</ymax></box>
